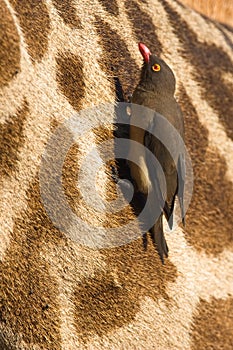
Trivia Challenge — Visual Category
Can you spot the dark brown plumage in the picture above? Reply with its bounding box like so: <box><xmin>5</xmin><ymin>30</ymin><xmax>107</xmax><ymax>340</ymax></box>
<box><xmin>129</xmin><ymin>43</ymin><xmax>185</xmax><ymax>263</ymax></box>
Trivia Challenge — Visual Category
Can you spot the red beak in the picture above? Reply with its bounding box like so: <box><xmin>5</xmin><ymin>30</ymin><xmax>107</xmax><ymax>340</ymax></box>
<box><xmin>138</xmin><ymin>42</ymin><xmax>151</xmax><ymax>63</ymax></box>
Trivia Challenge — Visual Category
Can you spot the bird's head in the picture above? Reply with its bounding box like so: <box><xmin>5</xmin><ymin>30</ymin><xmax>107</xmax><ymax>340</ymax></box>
<box><xmin>138</xmin><ymin>42</ymin><xmax>176</xmax><ymax>95</ymax></box>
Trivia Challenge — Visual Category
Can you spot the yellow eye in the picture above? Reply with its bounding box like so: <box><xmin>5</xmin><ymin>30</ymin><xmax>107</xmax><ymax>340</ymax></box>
<box><xmin>152</xmin><ymin>63</ymin><xmax>161</xmax><ymax>72</ymax></box>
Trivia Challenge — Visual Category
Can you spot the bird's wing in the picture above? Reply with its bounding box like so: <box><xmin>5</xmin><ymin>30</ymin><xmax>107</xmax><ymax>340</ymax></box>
<box><xmin>144</xmin><ymin>127</ymin><xmax>167</xmax><ymax>211</ymax></box>
<box><xmin>145</xmin><ymin>115</ymin><xmax>179</xmax><ymax>229</ymax></box>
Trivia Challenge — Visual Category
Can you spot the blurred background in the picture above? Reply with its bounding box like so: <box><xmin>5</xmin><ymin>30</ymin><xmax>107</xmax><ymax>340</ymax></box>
<box><xmin>180</xmin><ymin>0</ymin><xmax>233</xmax><ymax>26</ymax></box>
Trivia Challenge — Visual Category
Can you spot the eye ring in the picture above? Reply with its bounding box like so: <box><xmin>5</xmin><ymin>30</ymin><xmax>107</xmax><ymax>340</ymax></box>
<box><xmin>152</xmin><ymin>63</ymin><xmax>161</xmax><ymax>72</ymax></box>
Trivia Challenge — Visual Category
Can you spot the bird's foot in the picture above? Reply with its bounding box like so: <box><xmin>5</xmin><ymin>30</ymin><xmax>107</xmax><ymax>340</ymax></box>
<box><xmin>182</xmin><ymin>216</ymin><xmax>186</xmax><ymax>227</ymax></box>
<box><xmin>110</xmin><ymin>164</ymin><xmax>135</xmax><ymax>203</ymax></box>
<box><xmin>142</xmin><ymin>233</ymin><xmax>148</xmax><ymax>250</ymax></box>
<box><xmin>150</xmin><ymin>224</ymin><xmax>169</xmax><ymax>264</ymax></box>
<box><xmin>110</xmin><ymin>164</ymin><xmax>119</xmax><ymax>183</ymax></box>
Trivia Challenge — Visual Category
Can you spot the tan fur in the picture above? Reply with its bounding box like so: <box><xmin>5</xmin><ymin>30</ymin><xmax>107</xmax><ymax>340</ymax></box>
<box><xmin>1</xmin><ymin>0</ymin><xmax>233</xmax><ymax>349</ymax></box>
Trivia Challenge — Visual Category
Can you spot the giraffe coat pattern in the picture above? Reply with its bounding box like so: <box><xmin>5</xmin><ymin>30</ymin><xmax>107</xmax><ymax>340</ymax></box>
<box><xmin>0</xmin><ymin>0</ymin><xmax>233</xmax><ymax>349</ymax></box>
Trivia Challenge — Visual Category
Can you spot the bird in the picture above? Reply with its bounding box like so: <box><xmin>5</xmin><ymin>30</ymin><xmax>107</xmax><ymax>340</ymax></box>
<box><xmin>128</xmin><ymin>42</ymin><xmax>185</xmax><ymax>263</ymax></box>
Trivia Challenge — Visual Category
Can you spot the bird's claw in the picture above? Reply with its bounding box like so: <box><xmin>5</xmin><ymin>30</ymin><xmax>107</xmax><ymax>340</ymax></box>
<box><xmin>150</xmin><ymin>222</ymin><xmax>169</xmax><ymax>264</ymax></box>
<box><xmin>110</xmin><ymin>164</ymin><xmax>119</xmax><ymax>183</ymax></box>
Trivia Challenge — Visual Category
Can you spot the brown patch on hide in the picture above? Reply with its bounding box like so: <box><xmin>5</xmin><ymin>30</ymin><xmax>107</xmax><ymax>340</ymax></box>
<box><xmin>178</xmin><ymin>86</ymin><xmax>233</xmax><ymax>255</ymax></box>
<box><xmin>98</xmin><ymin>0</ymin><xmax>119</xmax><ymax>16</ymax></box>
<box><xmin>62</xmin><ymin>143</ymin><xmax>83</xmax><ymax>216</ymax></box>
<box><xmin>56</xmin><ymin>52</ymin><xmax>85</xmax><ymax>111</ymax></box>
<box><xmin>0</xmin><ymin>0</ymin><xmax>20</xmax><ymax>87</ymax></box>
<box><xmin>74</xmin><ymin>238</ymin><xmax>177</xmax><ymax>341</ymax></box>
<box><xmin>52</xmin><ymin>0</ymin><xmax>82</xmax><ymax>28</ymax></box>
<box><xmin>92</xmin><ymin>124</ymin><xmax>136</xmax><ymax>227</ymax></box>
<box><xmin>61</xmin><ymin>123</ymin><xmax>135</xmax><ymax>228</ymax></box>
<box><xmin>124</xmin><ymin>0</ymin><xmax>163</xmax><ymax>56</ymax></box>
<box><xmin>159</xmin><ymin>0</ymin><xmax>233</xmax><ymax>141</ymax></box>
<box><xmin>60</xmin><ymin>130</ymin><xmax>108</xmax><ymax>228</ymax></box>
<box><xmin>0</xmin><ymin>179</ymin><xmax>63</xmax><ymax>348</ymax></box>
<box><xmin>0</xmin><ymin>334</ymin><xmax>15</xmax><ymax>350</ymax></box>
<box><xmin>191</xmin><ymin>297</ymin><xmax>233</xmax><ymax>350</ymax></box>
<box><xmin>0</xmin><ymin>100</ymin><xmax>29</xmax><ymax>179</ymax></box>
<box><xmin>9</xmin><ymin>0</ymin><xmax>50</xmax><ymax>62</ymax></box>
<box><xmin>92</xmin><ymin>125</ymin><xmax>118</xmax><ymax>203</ymax></box>
<box><xmin>185</xmin><ymin>147</ymin><xmax>233</xmax><ymax>254</ymax></box>
<box><xmin>95</xmin><ymin>16</ymin><xmax>139</xmax><ymax>99</ymax></box>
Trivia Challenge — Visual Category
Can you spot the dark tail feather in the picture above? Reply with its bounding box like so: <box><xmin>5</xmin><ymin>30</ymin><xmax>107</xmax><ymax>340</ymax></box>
<box><xmin>164</xmin><ymin>196</ymin><xmax>176</xmax><ymax>229</ymax></box>
<box><xmin>150</xmin><ymin>215</ymin><xmax>168</xmax><ymax>264</ymax></box>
